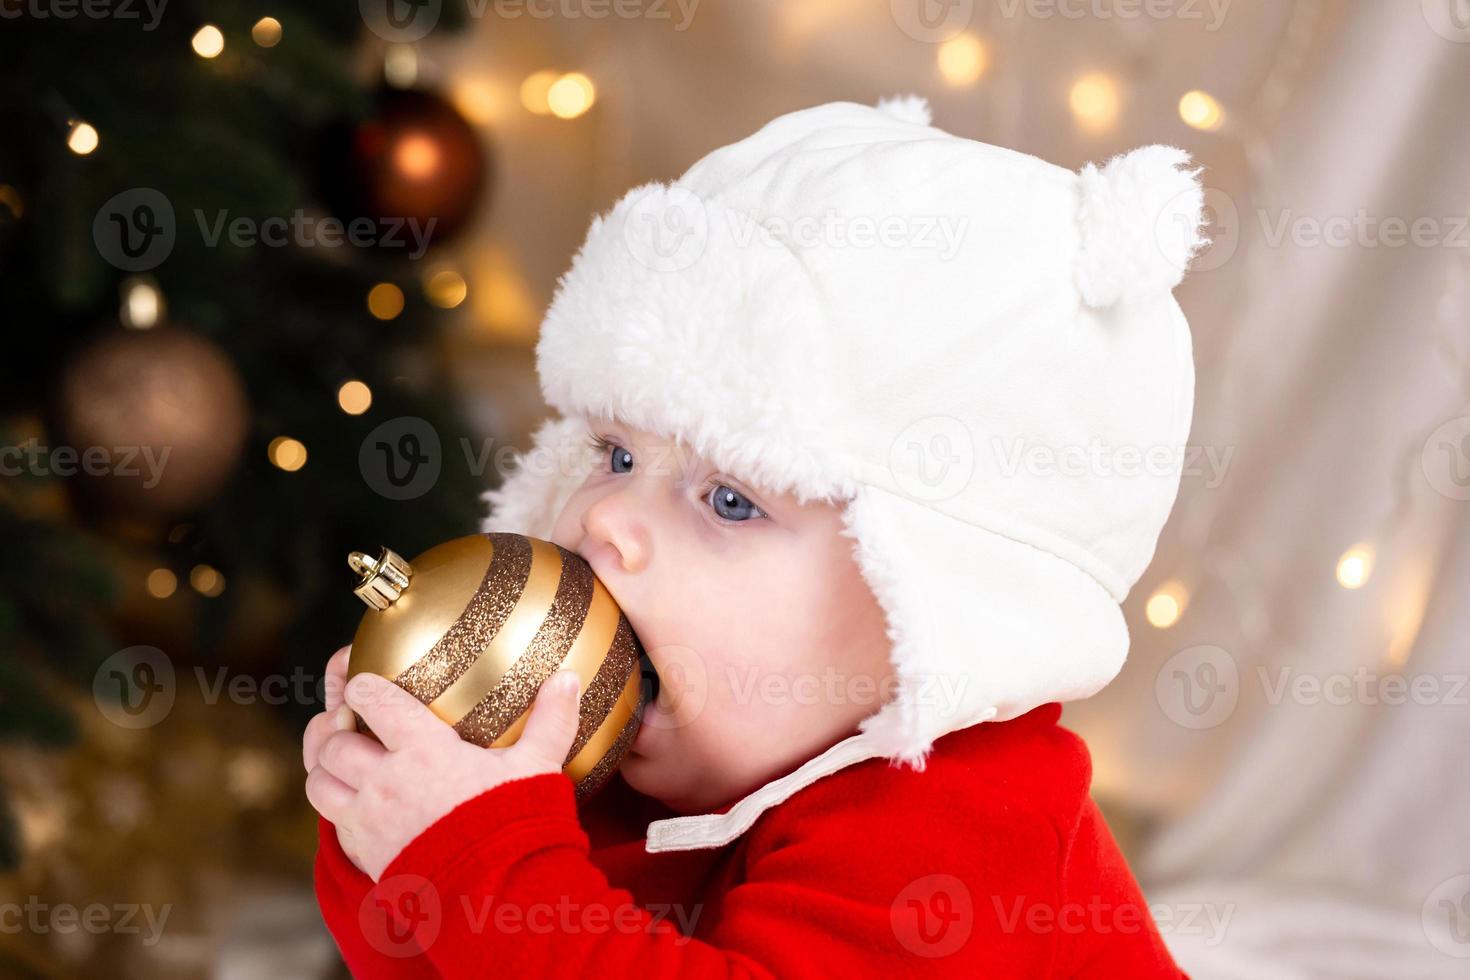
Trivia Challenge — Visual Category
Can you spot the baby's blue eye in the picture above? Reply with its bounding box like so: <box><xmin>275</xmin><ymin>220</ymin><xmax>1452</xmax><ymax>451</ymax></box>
<box><xmin>608</xmin><ymin>444</ymin><xmax>633</xmax><ymax>474</ymax></box>
<box><xmin>707</xmin><ymin>485</ymin><xmax>763</xmax><ymax>522</ymax></box>
<box><xmin>589</xmin><ymin>433</ymin><xmax>634</xmax><ymax>474</ymax></box>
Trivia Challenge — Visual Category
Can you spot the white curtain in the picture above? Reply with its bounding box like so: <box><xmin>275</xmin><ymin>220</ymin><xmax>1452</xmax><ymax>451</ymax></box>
<box><xmin>1063</xmin><ymin>2</ymin><xmax>1470</xmax><ymax>976</ymax></box>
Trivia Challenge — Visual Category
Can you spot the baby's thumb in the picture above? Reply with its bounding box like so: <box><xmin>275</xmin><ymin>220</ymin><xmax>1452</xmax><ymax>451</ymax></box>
<box><xmin>516</xmin><ymin>671</ymin><xmax>582</xmax><ymax>771</ymax></box>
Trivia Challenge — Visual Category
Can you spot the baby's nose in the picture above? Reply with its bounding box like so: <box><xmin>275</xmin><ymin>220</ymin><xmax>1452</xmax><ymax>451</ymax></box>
<box><xmin>581</xmin><ymin>496</ymin><xmax>652</xmax><ymax>575</ymax></box>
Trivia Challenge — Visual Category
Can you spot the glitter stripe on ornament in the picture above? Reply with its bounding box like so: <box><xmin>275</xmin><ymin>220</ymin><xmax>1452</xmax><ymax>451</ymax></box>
<box><xmin>567</xmin><ymin>616</ymin><xmax>640</xmax><ymax>758</ymax></box>
<box><xmin>392</xmin><ymin>533</ymin><xmax>534</xmax><ymax>703</ymax></box>
<box><xmin>565</xmin><ymin>655</ymin><xmax>643</xmax><ymax>773</ymax></box>
<box><xmin>448</xmin><ymin>539</ymin><xmax>597</xmax><ymax>745</ymax></box>
<box><xmin>488</xmin><ymin>586</ymin><xmax>641</xmax><ymax>758</ymax></box>
<box><xmin>428</xmin><ymin>536</ymin><xmax>564</xmax><ymax>723</ymax></box>
<box><xmin>575</xmin><ymin>700</ymin><xmax>643</xmax><ymax>803</ymax></box>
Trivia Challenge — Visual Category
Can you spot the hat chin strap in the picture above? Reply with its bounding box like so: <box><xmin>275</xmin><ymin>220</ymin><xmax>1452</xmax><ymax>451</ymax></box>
<box><xmin>641</xmin><ymin>699</ymin><xmax>999</xmax><ymax>853</ymax></box>
<box><xmin>644</xmin><ymin>731</ymin><xmax>889</xmax><ymax>853</ymax></box>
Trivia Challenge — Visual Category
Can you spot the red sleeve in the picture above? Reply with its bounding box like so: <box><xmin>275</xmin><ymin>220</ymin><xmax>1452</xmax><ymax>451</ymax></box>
<box><xmin>315</xmin><ymin>812</ymin><xmax>441</xmax><ymax>977</ymax></box>
<box><xmin>350</xmin><ymin>771</ymin><xmax>1083</xmax><ymax>978</ymax></box>
<box><xmin>1057</xmin><ymin>797</ymin><xmax>1187</xmax><ymax>978</ymax></box>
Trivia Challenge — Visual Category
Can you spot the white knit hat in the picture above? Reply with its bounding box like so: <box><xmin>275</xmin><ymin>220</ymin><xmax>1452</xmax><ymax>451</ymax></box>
<box><xmin>481</xmin><ymin>95</ymin><xmax>1207</xmax><ymax>851</ymax></box>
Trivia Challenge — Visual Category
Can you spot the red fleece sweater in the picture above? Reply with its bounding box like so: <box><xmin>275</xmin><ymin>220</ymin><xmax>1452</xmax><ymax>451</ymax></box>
<box><xmin>314</xmin><ymin>702</ymin><xmax>1186</xmax><ymax>977</ymax></box>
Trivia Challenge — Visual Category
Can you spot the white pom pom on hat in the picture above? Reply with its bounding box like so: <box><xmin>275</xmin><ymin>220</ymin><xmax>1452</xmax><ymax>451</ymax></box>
<box><xmin>1075</xmin><ymin>144</ymin><xmax>1209</xmax><ymax>308</ymax></box>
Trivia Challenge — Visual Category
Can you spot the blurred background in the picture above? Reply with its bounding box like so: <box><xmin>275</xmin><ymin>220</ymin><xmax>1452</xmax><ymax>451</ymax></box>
<box><xmin>1</xmin><ymin>1</ymin><xmax>1467</xmax><ymax>976</ymax></box>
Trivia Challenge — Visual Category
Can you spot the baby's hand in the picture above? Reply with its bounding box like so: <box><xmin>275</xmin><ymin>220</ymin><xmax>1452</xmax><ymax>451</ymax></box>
<box><xmin>302</xmin><ymin>646</ymin><xmax>367</xmax><ymax>872</ymax></box>
<box><xmin>303</xmin><ymin>656</ymin><xmax>583</xmax><ymax>882</ymax></box>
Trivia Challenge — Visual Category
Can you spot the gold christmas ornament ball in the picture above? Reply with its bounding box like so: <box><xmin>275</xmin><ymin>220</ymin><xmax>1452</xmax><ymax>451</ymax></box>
<box><xmin>52</xmin><ymin>322</ymin><xmax>249</xmax><ymax>516</ymax></box>
<box><xmin>345</xmin><ymin>532</ymin><xmax>648</xmax><ymax>802</ymax></box>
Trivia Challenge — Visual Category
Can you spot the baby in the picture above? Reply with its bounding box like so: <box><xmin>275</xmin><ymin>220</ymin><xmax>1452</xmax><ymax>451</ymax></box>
<box><xmin>307</xmin><ymin>95</ymin><xmax>1203</xmax><ymax>976</ymax></box>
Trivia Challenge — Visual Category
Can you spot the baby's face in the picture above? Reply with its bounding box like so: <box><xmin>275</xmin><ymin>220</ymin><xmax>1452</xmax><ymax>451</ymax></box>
<box><xmin>549</xmin><ymin>419</ymin><xmax>895</xmax><ymax>814</ymax></box>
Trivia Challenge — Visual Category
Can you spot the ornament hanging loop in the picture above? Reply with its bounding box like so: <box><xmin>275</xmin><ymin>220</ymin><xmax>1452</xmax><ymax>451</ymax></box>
<box><xmin>349</xmin><ymin>546</ymin><xmax>412</xmax><ymax>610</ymax></box>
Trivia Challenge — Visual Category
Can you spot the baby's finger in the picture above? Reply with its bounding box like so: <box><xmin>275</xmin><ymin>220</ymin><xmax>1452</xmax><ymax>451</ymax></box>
<box><xmin>303</xmin><ymin>706</ymin><xmax>356</xmax><ymax>773</ymax></box>
<box><xmin>318</xmin><ymin>729</ymin><xmax>386</xmax><ymax>790</ymax></box>
<box><xmin>336</xmin><ymin>825</ymin><xmax>367</xmax><ymax>876</ymax></box>
<box><xmin>513</xmin><ymin>671</ymin><xmax>582</xmax><ymax>772</ymax></box>
<box><xmin>323</xmin><ymin>645</ymin><xmax>352</xmax><ymax>711</ymax></box>
<box><xmin>305</xmin><ymin>765</ymin><xmax>356</xmax><ymax>824</ymax></box>
<box><xmin>345</xmin><ymin>672</ymin><xmax>451</xmax><ymax>753</ymax></box>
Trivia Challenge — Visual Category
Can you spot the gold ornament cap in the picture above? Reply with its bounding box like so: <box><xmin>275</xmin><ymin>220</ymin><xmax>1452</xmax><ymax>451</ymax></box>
<box><xmin>349</xmin><ymin>546</ymin><xmax>413</xmax><ymax>610</ymax></box>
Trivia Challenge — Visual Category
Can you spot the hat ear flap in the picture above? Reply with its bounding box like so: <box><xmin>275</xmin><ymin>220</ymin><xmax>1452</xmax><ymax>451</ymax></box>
<box><xmin>1075</xmin><ymin>145</ymin><xmax>1208</xmax><ymax>308</ymax></box>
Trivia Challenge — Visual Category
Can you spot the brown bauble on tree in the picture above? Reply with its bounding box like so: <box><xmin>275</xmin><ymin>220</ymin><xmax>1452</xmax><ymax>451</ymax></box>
<box><xmin>51</xmin><ymin>323</ymin><xmax>249</xmax><ymax>517</ymax></box>
<box><xmin>345</xmin><ymin>533</ymin><xmax>653</xmax><ymax>804</ymax></box>
<box><xmin>318</xmin><ymin>87</ymin><xmax>490</xmax><ymax>250</ymax></box>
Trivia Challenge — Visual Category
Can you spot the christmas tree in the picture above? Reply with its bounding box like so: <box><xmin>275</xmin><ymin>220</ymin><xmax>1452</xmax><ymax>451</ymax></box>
<box><xmin>0</xmin><ymin>1</ymin><xmax>491</xmax><ymax>878</ymax></box>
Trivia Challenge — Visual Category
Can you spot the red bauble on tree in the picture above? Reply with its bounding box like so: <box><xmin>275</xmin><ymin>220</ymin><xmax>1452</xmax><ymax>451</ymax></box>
<box><xmin>319</xmin><ymin>87</ymin><xmax>491</xmax><ymax>251</ymax></box>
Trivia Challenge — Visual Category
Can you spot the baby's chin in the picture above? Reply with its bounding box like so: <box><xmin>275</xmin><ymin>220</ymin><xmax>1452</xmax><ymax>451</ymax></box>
<box><xmin>619</xmin><ymin>752</ymin><xmax>685</xmax><ymax>811</ymax></box>
<box><xmin>619</xmin><ymin>746</ymin><xmax>719</xmax><ymax>815</ymax></box>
